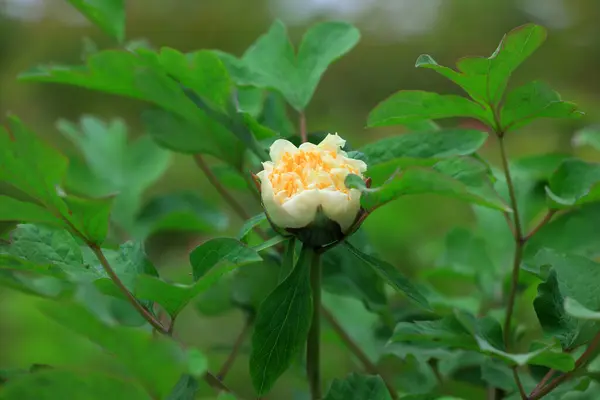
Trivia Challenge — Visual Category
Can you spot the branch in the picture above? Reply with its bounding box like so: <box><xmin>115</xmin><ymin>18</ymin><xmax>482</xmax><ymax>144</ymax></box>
<box><xmin>529</xmin><ymin>368</ymin><xmax>556</xmax><ymax>398</ymax></box>
<box><xmin>193</xmin><ymin>154</ymin><xmax>252</xmax><ymax>222</ymax></box>
<box><xmin>299</xmin><ymin>112</ymin><xmax>307</xmax><ymax>143</ymax></box>
<box><xmin>512</xmin><ymin>367</ymin><xmax>527</xmax><ymax>400</ymax></box>
<box><xmin>523</xmin><ymin>210</ymin><xmax>556</xmax><ymax>242</ymax></box>
<box><xmin>307</xmin><ymin>252</ymin><xmax>322</xmax><ymax>399</ymax></box>
<box><xmin>88</xmin><ymin>243</ymin><xmax>169</xmax><ymax>335</ymax></box>
<box><xmin>204</xmin><ymin>372</ymin><xmax>236</xmax><ymax>395</ymax></box>
<box><xmin>217</xmin><ymin>315</ymin><xmax>253</xmax><ymax>380</ymax></box>
<box><xmin>530</xmin><ymin>331</ymin><xmax>600</xmax><ymax>399</ymax></box>
<box><xmin>498</xmin><ymin>135</ymin><xmax>524</xmax><ymax>350</ymax></box>
<box><xmin>321</xmin><ymin>307</ymin><xmax>398</xmax><ymax>399</ymax></box>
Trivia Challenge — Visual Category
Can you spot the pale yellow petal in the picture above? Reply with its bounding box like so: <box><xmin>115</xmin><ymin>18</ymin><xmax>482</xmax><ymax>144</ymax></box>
<box><xmin>319</xmin><ymin>189</ymin><xmax>362</xmax><ymax>232</ymax></box>
<box><xmin>318</xmin><ymin>133</ymin><xmax>346</xmax><ymax>151</ymax></box>
<box><xmin>269</xmin><ymin>139</ymin><xmax>298</xmax><ymax>162</ymax></box>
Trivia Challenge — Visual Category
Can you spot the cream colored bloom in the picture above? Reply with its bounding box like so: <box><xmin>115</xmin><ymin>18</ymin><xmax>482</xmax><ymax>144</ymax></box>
<box><xmin>256</xmin><ymin>133</ymin><xmax>367</xmax><ymax>233</ymax></box>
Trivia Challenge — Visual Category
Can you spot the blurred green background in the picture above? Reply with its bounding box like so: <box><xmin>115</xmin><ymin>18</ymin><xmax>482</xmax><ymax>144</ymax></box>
<box><xmin>1</xmin><ymin>0</ymin><xmax>600</xmax><ymax>398</ymax></box>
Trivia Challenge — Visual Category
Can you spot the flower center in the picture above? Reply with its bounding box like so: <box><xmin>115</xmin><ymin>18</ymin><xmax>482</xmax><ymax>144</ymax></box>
<box><xmin>268</xmin><ymin>148</ymin><xmax>360</xmax><ymax>202</ymax></box>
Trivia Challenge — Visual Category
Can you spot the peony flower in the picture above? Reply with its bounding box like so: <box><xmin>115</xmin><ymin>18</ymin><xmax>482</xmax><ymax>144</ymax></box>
<box><xmin>256</xmin><ymin>133</ymin><xmax>367</xmax><ymax>241</ymax></box>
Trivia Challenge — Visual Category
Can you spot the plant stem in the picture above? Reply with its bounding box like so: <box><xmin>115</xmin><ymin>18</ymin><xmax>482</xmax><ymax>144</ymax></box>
<box><xmin>529</xmin><ymin>369</ymin><xmax>556</xmax><ymax>398</ymax></box>
<box><xmin>204</xmin><ymin>372</ymin><xmax>236</xmax><ymax>394</ymax></box>
<box><xmin>523</xmin><ymin>210</ymin><xmax>556</xmax><ymax>242</ymax></box>
<box><xmin>88</xmin><ymin>243</ymin><xmax>169</xmax><ymax>335</ymax></box>
<box><xmin>321</xmin><ymin>307</ymin><xmax>398</xmax><ymax>399</ymax></box>
<box><xmin>193</xmin><ymin>154</ymin><xmax>252</xmax><ymax>221</ymax></box>
<box><xmin>530</xmin><ymin>331</ymin><xmax>600</xmax><ymax>399</ymax></box>
<box><xmin>218</xmin><ymin>315</ymin><xmax>253</xmax><ymax>380</ymax></box>
<box><xmin>307</xmin><ymin>251</ymin><xmax>322</xmax><ymax>400</ymax></box>
<box><xmin>512</xmin><ymin>367</ymin><xmax>527</xmax><ymax>399</ymax></box>
<box><xmin>498</xmin><ymin>135</ymin><xmax>524</xmax><ymax>349</ymax></box>
<box><xmin>64</xmin><ymin>219</ymin><xmax>237</xmax><ymax>396</ymax></box>
<box><xmin>300</xmin><ymin>112</ymin><xmax>308</xmax><ymax>143</ymax></box>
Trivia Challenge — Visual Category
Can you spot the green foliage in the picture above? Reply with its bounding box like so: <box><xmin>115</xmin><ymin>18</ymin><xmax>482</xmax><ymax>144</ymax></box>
<box><xmin>227</xmin><ymin>19</ymin><xmax>360</xmax><ymax>111</ymax></box>
<box><xmin>324</xmin><ymin>373</ymin><xmax>392</xmax><ymax>400</ymax></box>
<box><xmin>546</xmin><ymin>159</ymin><xmax>600</xmax><ymax>208</ymax></box>
<box><xmin>1</xmin><ymin>9</ymin><xmax>597</xmax><ymax>400</ymax></box>
<box><xmin>39</xmin><ymin>300</ymin><xmax>201</xmax><ymax>398</ymax></box>
<box><xmin>59</xmin><ymin>116</ymin><xmax>171</xmax><ymax>234</ymax></box>
<box><xmin>189</xmin><ymin>238</ymin><xmax>263</xmax><ymax>281</ymax></box>
<box><xmin>500</xmin><ymin>81</ymin><xmax>581</xmax><ymax>131</ymax></box>
<box><xmin>249</xmin><ymin>245</ymin><xmax>314</xmax><ymax>395</ymax></box>
<box><xmin>344</xmin><ymin>241</ymin><xmax>429</xmax><ymax>310</ymax></box>
<box><xmin>368</xmin><ymin>91</ymin><xmax>491</xmax><ymax>127</ymax></box>
<box><xmin>391</xmin><ymin>312</ymin><xmax>574</xmax><ymax>371</ymax></box>
<box><xmin>346</xmin><ymin>164</ymin><xmax>509</xmax><ymax>212</ymax></box>
<box><xmin>531</xmin><ymin>249</ymin><xmax>600</xmax><ymax>349</ymax></box>
<box><xmin>0</xmin><ymin>117</ymin><xmax>113</xmax><ymax>244</ymax></box>
<box><xmin>416</xmin><ymin>24</ymin><xmax>547</xmax><ymax>105</ymax></box>
<box><xmin>1</xmin><ymin>369</ymin><xmax>152</xmax><ymax>400</ymax></box>
<box><xmin>65</xmin><ymin>0</ymin><xmax>125</xmax><ymax>42</ymax></box>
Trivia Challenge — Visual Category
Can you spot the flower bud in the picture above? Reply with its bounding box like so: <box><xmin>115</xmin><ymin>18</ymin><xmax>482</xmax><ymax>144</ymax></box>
<box><xmin>256</xmin><ymin>133</ymin><xmax>367</xmax><ymax>247</ymax></box>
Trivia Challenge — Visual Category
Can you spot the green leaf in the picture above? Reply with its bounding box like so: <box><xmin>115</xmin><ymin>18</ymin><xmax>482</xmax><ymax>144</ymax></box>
<box><xmin>93</xmin><ymin>241</ymin><xmax>158</xmax><ymax>288</ymax></box>
<box><xmin>0</xmin><ymin>369</ymin><xmax>151</xmax><ymax>400</ymax></box>
<box><xmin>1</xmin><ymin>117</ymin><xmax>113</xmax><ymax>244</ymax></box>
<box><xmin>65</xmin><ymin>0</ymin><xmax>125</xmax><ymax>42</ymax></box>
<box><xmin>546</xmin><ymin>159</ymin><xmax>600</xmax><ymax>208</ymax></box>
<box><xmin>564</xmin><ymin>298</ymin><xmax>600</xmax><ymax>321</ymax></box>
<box><xmin>573</xmin><ymin>125</ymin><xmax>600</xmax><ymax>151</ymax></box>
<box><xmin>126</xmin><ymin>239</ymin><xmax>264</xmax><ymax>318</ymax></box>
<box><xmin>253</xmin><ymin>235</ymin><xmax>287</xmax><ymax>252</ymax></box>
<box><xmin>249</xmin><ymin>245</ymin><xmax>314</xmax><ymax>395</ymax></box>
<box><xmin>0</xmin><ymin>224</ymin><xmax>98</xmax><ymax>282</ymax></box>
<box><xmin>416</xmin><ymin>24</ymin><xmax>547</xmax><ymax>105</ymax></box>
<box><xmin>437</xmin><ymin>227</ymin><xmax>496</xmax><ymax>297</ymax></box>
<box><xmin>362</xmin><ymin>129</ymin><xmax>487</xmax><ymax>166</ymax></box>
<box><xmin>392</xmin><ymin>313</ymin><xmax>574</xmax><ymax>371</ymax></box>
<box><xmin>344</xmin><ymin>241</ymin><xmax>429</xmax><ymax>310</ymax></box>
<box><xmin>162</xmin><ymin>49</ymin><xmax>232</xmax><ymax>110</ymax></box>
<box><xmin>38</xmin><ymin>300</ymin><xmax>197</xmax><ymax>398</ymax></box>
<box><xmin>531</xmin><ymin>249</ymin><xmax>600</xmax><ymax>349</ymax></box>
<box><xmin>324</xmin><ymin>373</ymin><xmax>392</xmax><ymax>400</ymax></box>
<box><xmin>189</xmin><ymin>238</ymin><xmax>263</xmax><ymax>281</ymax></box>
<box><xmin>259</xmin><ymin>92</ymin><xmax>295</xmax><ymax>137</ymax></box>
<box><xmin>243</xmin><ymin>20</ymin><xmax>360</xmax><ymax>110</ymax></box>
<box><xmin>322</xmin><ymin>231</ymin><xmax>387</xmax><ymax>311</ymax></box>
<box><xmin>501</xmin><ymin>81</ymin><xmax>581</xmax><ymax>131</ymax></box>
<box><xmin>129</xmin><ymin>275</ymin><xmax>193</xmax><ymax>318</ymax></box>
<box><xmin>346</xmin><ymin>164</ymin><xmax>509</xmax><ymax>213</ymax></box>
<box><xmin>361</xmin><ymin>129</ymin><xmax>488</xmax><ymax>182</ymax></box>
<box><xmin>475</xmin><ymin>336</ymin><xmax>574</xmax><ymax>372</ymax></box>
<box><xmin>0</xmin><ymin>196</ymin><xmax>62</xmax><ymax>225</ymax></box>
<box><xmin>236</xmin><ymin>87</ymin><xmax>265</xmax><ymax>117</ymax></box>
<box><xmin>367</xmin><ymin>91</ymin><xmax>490</xmax><ymax>128</ymax></box>
<box><xmin>166</xmin><ymin>375</ymin><xmax>199</xmax><ymax>400</ymax></box>
<box><xmin>211</xmin><ymin>165</ymin><xmax>248</xmax><ymax>191</ymax></box>
<box><xmin>0</xmin><ymin>254</ymin><xmax>72</xmax><ymax>298</ymax></box>
<box><xmin>58</xmin><ymin>117</ymin><xmax>170</xmax><ymax>211</ymax></box>
<box><xmin>135</xmin><ymin>192</ymin><xmax>228</xmax><ymax>239</ymax></box>
<box><xmin>20</xmin><ymin>50</ymin><xmax>252</xmax><ymax>166</ymax></box>
<box><xmin>237</xmin><ymin>213</ymin><xmax>268</xmax><ymax>242</ymax></box>
<box><xmin>293</xmin><ymin>21</ymin><xmax>360</xmax><ymax>110</ymax></box>
<box><xmin>524</xmin><ymin>203</ymin><xmax>600</xmax><ymax>260</ymax></box>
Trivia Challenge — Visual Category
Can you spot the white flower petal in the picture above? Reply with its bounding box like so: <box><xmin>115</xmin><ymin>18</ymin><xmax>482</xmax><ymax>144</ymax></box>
<box><xmin>259</xmin><ymin>170</ymin><xmax>297</xmax><ymax>228</ymax></box>
<box><xmin>345</xmin><ymin>158</ymin><xmax>368</xmax><ymax>173</ymax></box>
<box><xmin>319</xmin><ymin>189</ymin><xmax>362</xmax><ymax>232</ymax></box>
<box><xmin>269</xmin><ymin>139</ymin><xmax>298</xmax><ymax>162</ymax></box>
<box><xmin>298</xmin><ymin>142</ymin><xmax>319</xmax><ymax>151</ymax></box>
<box><xmin>281</xmin><ymin>189</ymin><xmax>321</xmax><ymax>228</ymax></box>
<box><xmin>318</xmin><ymin>133</ymin><xmax>346</xmax><ymax>151</ymax></box>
